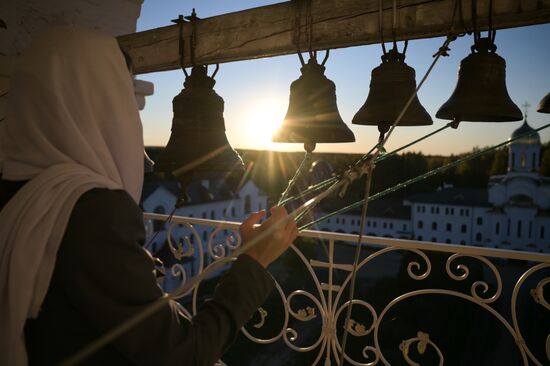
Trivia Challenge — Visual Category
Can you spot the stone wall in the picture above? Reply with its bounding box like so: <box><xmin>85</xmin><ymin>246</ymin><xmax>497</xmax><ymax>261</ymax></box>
<box><xmin>0</xmin><ymin>0</ymin><xmax>153</xmax><ymax>171</ymax></box>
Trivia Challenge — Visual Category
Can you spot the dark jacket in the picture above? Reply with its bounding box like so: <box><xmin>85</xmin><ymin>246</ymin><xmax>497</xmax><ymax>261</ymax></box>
<box><xmin>0</xmin><ymin>180</ymin><xmax>274</xmax><ymax>365</ymax></box>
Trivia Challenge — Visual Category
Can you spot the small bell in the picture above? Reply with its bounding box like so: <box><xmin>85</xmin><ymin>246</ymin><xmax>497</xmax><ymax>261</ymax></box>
<box><xmin>155</xmin><ymin>66</ymin><xmax>244</xmax><ymax>200</ymax></box>
<box><xmin>436</xmin><ymin>38</ymin><xmax>522</xmax><ymax>122</ymax></box>
<box><xmin>273</xmin><ymin>57</ymin><xmax>355</xmax><ymax>150</ymax></box>
<box><xmin>352</xmin><ymin>48</ymin><xmax>432</xmax><ymax>143</ymax></box>
<box><xmin>537</xmin><ymin>92</ymin><xmax>550</xmax><ymax>114</ymax></box>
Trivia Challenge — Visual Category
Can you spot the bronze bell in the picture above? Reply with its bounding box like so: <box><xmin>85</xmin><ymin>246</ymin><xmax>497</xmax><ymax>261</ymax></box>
<box><xmin>272</xmin><ymin>57</ymin><xmax>355</xmax><ymax>149</ymax></box>
<box><xmin>352</xmin><ymin>48</ymin><xmax>432</xmax><ymax>141</ymax></box>
<box><xmin>436</xmin><ymin>38</ymin><xmax>522</xmax><ymax>122</ymax></box>
<box><xmin>154</xmin><ymin>65</ymin><xmax>244</xmax><ymax>179</ymax></box>
<box><xmin>537</xmin><ymin>92</ymin><xmax>550</xmax><ymax>113</ymax></box>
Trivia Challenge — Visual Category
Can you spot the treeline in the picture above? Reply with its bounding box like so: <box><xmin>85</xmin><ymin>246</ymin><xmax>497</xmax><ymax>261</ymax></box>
<box><xmin>239</xmin><ymin>141</ymin><xmax>550</xmax><ymax>202</ymax></box>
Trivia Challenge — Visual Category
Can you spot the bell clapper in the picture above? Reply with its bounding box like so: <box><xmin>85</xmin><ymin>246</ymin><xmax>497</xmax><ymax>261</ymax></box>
<box><xmin>174</xmin><ymin>175</ymin><xmax>193</xmax><ymax>208</ymax></box>
<box><xmin>304</xmin><ymin>142</ymin><xmax>316</xmax><ymax>153</ymax></box>
<box><xmin>449</xmin><ymin>119</ymin><xmax>461</xmax><ymax>129</ymax></box>
<box><xmin>376</xmin><ymin>123</ymin><xmax>390</xmax><ymax>153</ymax></box>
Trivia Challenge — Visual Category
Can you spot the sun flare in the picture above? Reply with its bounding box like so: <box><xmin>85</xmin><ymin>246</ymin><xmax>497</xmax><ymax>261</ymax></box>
<box><xmin>242</xmin><ymin>98</ymin><xmax>287</xmax><ymax>146</ymax></box>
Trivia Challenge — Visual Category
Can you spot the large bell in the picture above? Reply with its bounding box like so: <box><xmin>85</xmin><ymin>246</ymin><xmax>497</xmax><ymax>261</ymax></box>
<box><xmin>272</xmin><ymin>57</ymin><xmax>355</xmax><ymax>148</ymax></box>
<box><xmin>154</xmin><ymin>66</ymin><xmax>244</xmax><ymax>179</ymax></box>
<box><xmin>352</xmin><ymin>48</ymin><xmax>432</xmax><ymax>141</ymax></box>
<box><xmin>537</xmin><ymin>92</ymin><xmax>550</xmax><ymax>113</ymax></box>
<box><xmin>436</xmin><ymin>38</ymin><xmax>522</xmax><ymax>122</ymax></box>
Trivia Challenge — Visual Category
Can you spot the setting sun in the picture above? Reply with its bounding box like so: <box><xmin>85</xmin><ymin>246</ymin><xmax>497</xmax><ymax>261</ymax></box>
<box><xmin>242</xmin><ymin>98</ymin><xmax>287</xmax><ymax>146</ymax></box>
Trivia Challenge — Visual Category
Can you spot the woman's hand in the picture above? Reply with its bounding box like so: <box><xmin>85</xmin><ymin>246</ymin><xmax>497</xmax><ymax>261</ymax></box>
<box><xmin>240</xmin><ymin>206</ymin><xmax>299</xmax><ymax>268</ymax></box>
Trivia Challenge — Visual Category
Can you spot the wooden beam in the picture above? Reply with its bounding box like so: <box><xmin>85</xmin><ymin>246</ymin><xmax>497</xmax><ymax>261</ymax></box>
<box><xmin>118</xmin><ymin>0</ymin><xmax>550</xmax><ymax>75</ymax></box>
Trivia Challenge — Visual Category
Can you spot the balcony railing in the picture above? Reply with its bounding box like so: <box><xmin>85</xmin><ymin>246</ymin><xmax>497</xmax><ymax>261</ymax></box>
<box><xmin>143</xmin><ymin>212</ymin><xmax>550</xmax><ymax>366</ymax></box>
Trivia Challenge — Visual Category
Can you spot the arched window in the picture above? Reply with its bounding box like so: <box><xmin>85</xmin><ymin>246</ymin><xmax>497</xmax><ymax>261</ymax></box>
<box><xmin>475</xmin><ymin>233</ymin><xmax>482</xmax><ymax>241</ymax></box>
<box><xmin>432</xmin><ymin>222</ymin><xmax>437</xmax><ymax>230</ymax></box>
<box><xmin>461</xmin><ymin>224</ymin><xmax>467</xmax><ymax>233</ymax></box>
<box><xmin>495</xmin><ymin>222</ymin><xmax>500</xmax><ymax>235</ymax></box>
<box><xmin>541</xmin><ymin>226</ymin><xmax>545</xmax><ymax>239</ymax></box>
<box><xmin>520</xmin><ymin>153</ymin><xmax>526</xmax><ymax>168</ymax></box>
<box><xmin>517</xmin><ymin>221</ymin><xmax>522</xmax><ymax>238</ymax></box>
<box><xmin>244</xmin><ymin>195</ymin><xmax>252</xmax><ymax>214</ymax></box>
<box><xmin>417</xmin><ymin>221</ymin><xmax>423</xmax><ymax>229</ymax></box>
<box><xmin>446</xmin><ymin>223</ymin><xmax>452</xmax><ymax>232</ymax></box>
<box><xmin>476</xmin><ymin>217</ymin><xmax>483</xmax><ymax>225</ymax></box>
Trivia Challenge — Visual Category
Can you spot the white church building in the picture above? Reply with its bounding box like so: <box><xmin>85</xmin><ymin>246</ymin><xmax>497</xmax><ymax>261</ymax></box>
<box><xmin>142</xmin><ymin>121</ymin><xmax>549</xmax><ymax>268</ymax></box>
<box><xmin>317</xmin><ymin>120</ymin><xmax>550</xmax><ymax>253</ymax></box>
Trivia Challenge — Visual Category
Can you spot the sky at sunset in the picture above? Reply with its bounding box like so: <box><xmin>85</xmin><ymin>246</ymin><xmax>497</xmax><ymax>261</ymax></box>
<box><xmin>136</xmin><ymin>1</ymin><xmax>550</xmax><ymax>156</ymax></box>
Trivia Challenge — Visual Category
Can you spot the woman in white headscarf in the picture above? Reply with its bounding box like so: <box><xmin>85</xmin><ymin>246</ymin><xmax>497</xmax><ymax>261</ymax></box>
<box><xmin>0</xmin><ymin>26</ymin><xmax>297</xmax><ymax>365</ymax></box>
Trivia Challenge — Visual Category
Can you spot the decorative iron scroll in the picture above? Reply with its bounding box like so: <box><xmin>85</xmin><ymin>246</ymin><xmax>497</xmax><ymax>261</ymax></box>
<box><xmin>144</xmin><ymin>213</ymin><xmax>549</xmax><ymax>365</ymax></box>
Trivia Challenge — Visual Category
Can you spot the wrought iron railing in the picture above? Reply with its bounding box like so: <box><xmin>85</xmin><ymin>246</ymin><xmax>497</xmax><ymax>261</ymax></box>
<box><xmin>143</xmin><ymin>212</ymin><xmax>550</xmax><ymax>366</ymax></box>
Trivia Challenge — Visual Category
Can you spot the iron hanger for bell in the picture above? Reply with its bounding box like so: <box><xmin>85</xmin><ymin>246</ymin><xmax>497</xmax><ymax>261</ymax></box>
<box><xmin>436</xmin><ymin>0</ymin><xmax>522</xmax><ymax>123</ymax></box>
<box><xmin>155</xmin><ymin>10</ymin><xmax>244</xmax><ymax>207</ymax></box>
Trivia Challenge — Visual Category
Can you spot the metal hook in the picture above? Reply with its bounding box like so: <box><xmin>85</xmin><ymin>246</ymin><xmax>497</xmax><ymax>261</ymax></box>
<box><xmin>378</xmin><ymin>0</ymin><xmax>387</xmax><ymax>54</ymax></box>
<box><xmin>391</xmin><ymin>0</ymin><xmax>398</xmax><ymax>50</ymax></box>
<box><xmin>211</xmin><ymin>64</ymin><xmax>220</xmax><ymax>79</ymax></box>
<box><xmin>293</xmin><ymin>0</ymin><xmax>308</xmax><ymax>67</ymax></box>
<box><xmin>184</xmin><ymin>8</ymin><xmax>200</xmax><ymax>67</ymax></box>
<box><xmin>297</xmin><ymin>52</ymin><xmax>306</xmax><ymax>67</ymax></box>
<box><xmin>171</xmin><ymin>14</ymin><xmax>189</xmax><ymax>78</ymax></box>
<box><xmin>320</xmin><ymin>49</ymin><xmax>330</xmax><ymax>66</ymax></box>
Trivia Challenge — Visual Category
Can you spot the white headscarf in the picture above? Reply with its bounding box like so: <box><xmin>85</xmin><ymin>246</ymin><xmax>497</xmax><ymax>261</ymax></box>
<box><xmin>0</xmin><ymin>26</ymin><xmax>144</xmax><ymax>365</ymax></box>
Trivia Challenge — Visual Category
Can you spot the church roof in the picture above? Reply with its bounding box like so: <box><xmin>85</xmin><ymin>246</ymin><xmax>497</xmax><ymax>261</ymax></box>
<box><xmin>510</xmin><ymin>120</ymin><xmax>540</xmax><ymax>144</ymax></box>
<box><xmin>407</xmin><ymin>187</ymin><xmax>490</xmax><ymax>207</ymax></box>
